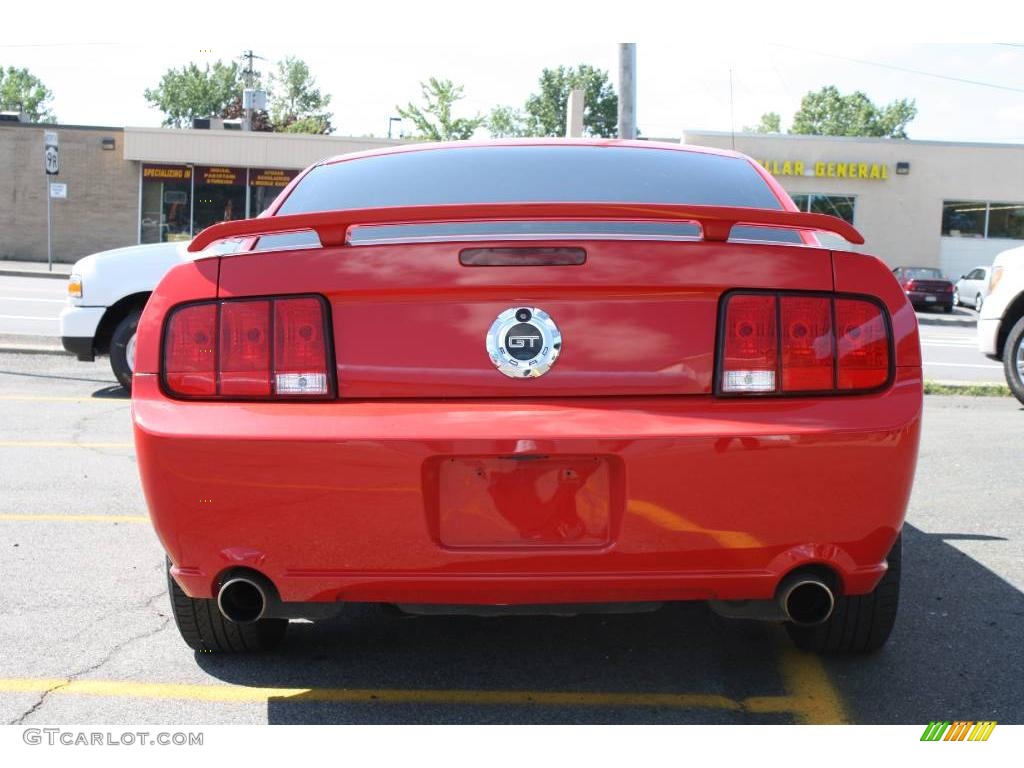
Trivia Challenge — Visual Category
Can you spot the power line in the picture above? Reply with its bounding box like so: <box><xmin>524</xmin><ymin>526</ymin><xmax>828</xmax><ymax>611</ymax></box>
<box><xmin>773</xmin><ymin>45</ymin><xmax>1024</xmax><ymax>95</ymax></box>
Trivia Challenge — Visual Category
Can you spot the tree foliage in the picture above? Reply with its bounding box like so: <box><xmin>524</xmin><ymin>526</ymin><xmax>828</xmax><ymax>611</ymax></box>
<box><xmin>789</xmin><ymin>86</ymin><xmax>917</xmax><ymax>138</ymax></box>
<box><xmin>144</xmin><ymin>61</ymin><xmax>246</xmax><ymax>128</ymax></box>
<box><xmin>744</xmin><ymin>111</ymin><xmax>781</xmax><ymax>134</ymax></box>
<box><xmin>0</xmin><ymin>66</ymin><xmax>56</xmax><ymax>122</ymax></box>
<box><xmin>269</xmin><ymin>56</ymin><xmax>333</xmax><ymax>134</ymax></box>
<box><xmin>396</xmin><ymin>77</ymin><xmax>484</xmax><ymax>141</ymax></box>
<box><xmin>489</xmin><ymin>64</ymin><xmax>618</xmax><ymax>138</ymax></box>
<box><xmin>146</xmin><ymin>57</ymin><xmax>332</xmax><ymax>134</ymax></box>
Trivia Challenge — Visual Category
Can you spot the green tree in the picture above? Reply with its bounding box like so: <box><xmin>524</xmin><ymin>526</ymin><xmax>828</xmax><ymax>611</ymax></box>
<box><xmin>789</xmin><ymin>86</ymin><xmax>916</xmax><ymax>138</ymax></box>
<box><xmin>269</xmin><ymin>56</ymin><xmax>333</xmax><ymax>134</ymax></box>
<box><xmin>487</xmin><ymin>104</ymin><xmax>529</xmax><ymax>138</ymax></box>
<box><xmin>144</xmin><ymin>61</ymin><xmax>246</xmax><ymax>128</ymax></box>
<box><xmin>0</xmin><ymin>66</ymin><xmax>56</xmax><ymax>122</ymax></box>
<box><xmin>524</xmin><ymin>64</ymin><xmax>618</xmax><ymax>138</ymax></box>
<box><xmin>744</xmin><ymin>111</ymin><xmax>781</xmax><ymax>134</ymax></box>
<box><xmin>396</xmin><ymin>78</ymin><xmax>484</xmax><ymax>141</ymax></box>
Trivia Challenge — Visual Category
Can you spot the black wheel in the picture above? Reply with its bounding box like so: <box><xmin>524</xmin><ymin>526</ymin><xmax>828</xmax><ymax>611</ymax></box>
<box><xmin>166</xmin><ymin>558</ymin><xmax>288</xmax><ymax>653</ymax></box>
<box><xmin>786</xmin><ymin>533</ymin><xmax>901</xmax><ymax>653</ymax></box>
<box><xmin>975</xmin><ymin>293</ymin><xmax>983</xmax><ymax>313</ymax></box>
<box><xmin>1003</xmin><ymin>315</ymin><xmax>1024</xmax><ymax>406</ymax></box>
<box><xmin>952</xmin><ymin>289</ymin><xmax>960</xmax><ymax>307</ymax></box>
<box><xmin>942</xmin><ymin>304</ymin><xmax>953</xmax><ymax>313</ymax></box>
<box><xmin>109</xmin><ymin>310</ymin><xmax>141</xmax><ymax>391</ymax></box>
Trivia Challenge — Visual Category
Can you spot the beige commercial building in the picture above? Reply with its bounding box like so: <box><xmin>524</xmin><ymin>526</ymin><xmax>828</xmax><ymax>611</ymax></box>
<box><xmin>3</xmin><ymin>120</ymin><xmax>1022</xmax><ymax>278</ymax></box>
<box><xmin>0</xmin><ymin>121</ymin><xmax>403</xmax><ymax>263</ymax></box>
<box><xmin>683</xmin><ymin>130</ymin><xmax>1024</xmax><ymax>277</ymax></box>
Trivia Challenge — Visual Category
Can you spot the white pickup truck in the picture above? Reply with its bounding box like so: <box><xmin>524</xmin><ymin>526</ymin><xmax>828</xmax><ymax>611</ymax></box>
<box><xmin>59</xmin><ymin>240</ymin><xmax>239</xmax><ymax>390</ymax></box>
<box><xmin>978</xmin><ymin>243</ymin><xmax>1024</xmax><ymax>404</ymax></box>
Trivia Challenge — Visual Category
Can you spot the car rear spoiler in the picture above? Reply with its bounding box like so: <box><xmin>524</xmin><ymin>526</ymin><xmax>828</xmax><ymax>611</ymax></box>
<box><xmin>187</xmin><ymin>202</ymin><xmax>865</xmax><ymax>252</ymax></box>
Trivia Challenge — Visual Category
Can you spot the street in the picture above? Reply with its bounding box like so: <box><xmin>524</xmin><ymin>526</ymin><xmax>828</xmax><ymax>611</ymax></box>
<box><xmin>0</xmin><ymin>350</ymin><xmax>1021</xmax><ymax>725</ymax></box>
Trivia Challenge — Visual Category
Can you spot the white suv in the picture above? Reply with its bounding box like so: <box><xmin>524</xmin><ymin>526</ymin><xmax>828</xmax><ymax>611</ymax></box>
<box><xmin>978</xmin><ymin>244</ymin><xmax>1024</xmax><ymax>404</ymax></box>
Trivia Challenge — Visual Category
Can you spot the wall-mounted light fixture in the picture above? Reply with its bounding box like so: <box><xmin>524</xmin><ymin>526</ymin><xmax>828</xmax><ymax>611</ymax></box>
<box><xmin>101</xmin><ymin>137</ymin><xmax>116</xmax><ymax>150</ymax></box>
<box><xmin>896</xmin><ymin>162</ymin><xmax>910</xmax><ymax>175</ymax></box>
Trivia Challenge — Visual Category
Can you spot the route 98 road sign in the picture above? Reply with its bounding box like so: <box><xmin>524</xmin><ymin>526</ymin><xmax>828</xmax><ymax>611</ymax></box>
<box><xmin>44</xmin><ymin>131</ymin><xmax>59</xmax><ymax>175</ymax></box>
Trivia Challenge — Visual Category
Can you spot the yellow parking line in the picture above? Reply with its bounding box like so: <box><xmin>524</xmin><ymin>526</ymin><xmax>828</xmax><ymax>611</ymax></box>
<box><xmin>0</xmin><ymin>677</ymin><xmax>742</xmax><ymax>710</ymax></box>
<box><xmin>0</xmin><ymin>440</ymin><xmax>132</xmax><ymax>449</ymax></box>
<box><xmin>0</xmin><ymin>514</ymin><xmax>148</xmax><ymax>523</ymax></box>
<box><xmin>0</xmin><ymin>395</ymin><xmax>121</xmax><ymax>403</ymax></box>
<box><xmin>747</xmin><ymin>643</ymin><xmax>849</xmax><ymax>724</ymax></box>
<box><xmin>0</xmin><ymin>645</ymin><xmax>845</xmax><ymax>719</ymax></box>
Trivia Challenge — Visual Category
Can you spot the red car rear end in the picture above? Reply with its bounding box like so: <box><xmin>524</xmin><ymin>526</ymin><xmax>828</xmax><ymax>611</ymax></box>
<box><xmin>132</xmin><ymin>140</ymin><xmax>922</xmax><ymax>655</ymax></box>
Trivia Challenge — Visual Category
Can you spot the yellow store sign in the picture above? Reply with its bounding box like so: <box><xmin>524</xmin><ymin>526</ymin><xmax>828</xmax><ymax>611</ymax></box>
<box><xmin>759</xmin><ymin>159</ymin><xmax>889</xmax><ymax>180</ymax></box>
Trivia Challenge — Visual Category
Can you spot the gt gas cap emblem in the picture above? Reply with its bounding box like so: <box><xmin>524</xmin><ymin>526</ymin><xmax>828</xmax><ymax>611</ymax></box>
<box><xmin>486</xmin><ymin>307</ymin><xmax>561</xmax><ymax>378</ymax></box>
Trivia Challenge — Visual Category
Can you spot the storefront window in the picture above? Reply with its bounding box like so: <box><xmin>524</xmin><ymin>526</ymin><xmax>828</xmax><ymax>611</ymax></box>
<box><xmin>139</xmin><ymin>164</ymin><xmax>303</xmax><ymax>243</ymax></box>
<box><xmin>140</xmin><ymin>164</ymin><xmax>192</xmax><ymax>243</ymax></box>
<box><xmin>790</xmin><ymin>193</ymin><xmax>856</xmax><ymax>224</ymax></box>
<box><xmin>941</xmin><ymin>200</ymin><xmax>986</xmax><ymax>238</ymax></box>
<box><xmin>193</xmin><ymin>167</ymin><xmax>247</xmax><ymax>233</ymax></box>
<box><xmin>249</xmin><ymin>168</ymin><xmax>300</xmax><ymax>217</ymax></box>
<box><xmin>986</xmin><ymin>202</ymin><xmax>1024</xmax><ymax>240</ymax></box>
<box><xmin>941</xmin><ymin>200</ymin><xmax>1024</xmax><ymax>240</ymax></box>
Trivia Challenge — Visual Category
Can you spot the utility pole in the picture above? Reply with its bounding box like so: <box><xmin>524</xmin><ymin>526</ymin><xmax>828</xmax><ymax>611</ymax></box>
<box><xmin>618</xmin><ymin>43</ymin><xmax>637</xmax><ymax>140</ymax></box>
<box><xmin>239</xmin><ymin>49</ymin><xmax>263</xmax><ymax>131</ymax></box>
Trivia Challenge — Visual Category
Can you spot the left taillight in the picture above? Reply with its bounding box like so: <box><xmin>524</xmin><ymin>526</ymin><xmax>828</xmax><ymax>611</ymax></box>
<box><xmin>162</xmin><ymin>295</ymin><xmax>333</xmax><ymax>399</ymax></box>
<box><xmin>718</xmin><ymin>291</ymin><xmax>892</xmax><ymax>396</ymax></box>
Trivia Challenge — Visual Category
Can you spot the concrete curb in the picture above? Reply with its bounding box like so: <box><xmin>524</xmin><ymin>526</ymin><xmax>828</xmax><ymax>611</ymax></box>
<box><xmin>916</xmin><ymin>316</ymin><xmax>977</xmax><ymax>329</ymax></box>
<box><xmin>0</xmin><ymin>344</ymin><xmax>67</xmax><ymax>355</ymax></box>
<box><xmin>0</xmin><ymin>268</ymin><xmax>71</xmax><ymax>280</ymax></box>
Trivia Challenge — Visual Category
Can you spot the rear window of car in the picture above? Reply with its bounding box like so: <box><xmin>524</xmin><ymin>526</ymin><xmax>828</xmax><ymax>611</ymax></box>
<box><xmin>904</xmin><ymin>268</ymin><xmax>945</xmax><ymax>280</ymax></box>
<box><xmin>267</xmin><ymin>145</ymin><xmax>800</xmax><ymax>247</ymax></box>
<box><xmin>278</xmin><ymin>145</ymin><xmax>784</xmax><ymax>211</ymax></box>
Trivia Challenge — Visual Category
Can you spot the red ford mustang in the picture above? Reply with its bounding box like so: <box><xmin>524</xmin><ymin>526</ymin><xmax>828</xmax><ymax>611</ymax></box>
<box><xmin>132</xmin><ymin>140</ymin><xmax>921</xmax><ymax>654</ymax></box>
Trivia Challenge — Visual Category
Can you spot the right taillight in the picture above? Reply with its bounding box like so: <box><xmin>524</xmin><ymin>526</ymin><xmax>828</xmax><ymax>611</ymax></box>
<box><xmin>719</xmin><ymin>292</ymin><xmax>891</xmax><ymax>396</ymax></box>
<box><xmin>163</xmin><ymin>295</ymin><xmax>333</xmax><ymax>399</ymax></box>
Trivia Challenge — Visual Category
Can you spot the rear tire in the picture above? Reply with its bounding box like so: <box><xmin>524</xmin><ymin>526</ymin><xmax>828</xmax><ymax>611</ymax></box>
<box><xmin>166</xmin><ymin>558</ymin><xmax>287</xmax><ymax>653</ymax></box>
<box><xmin>1003</xmin><ymin>315</ymin><xmax>1024</xmax><ymax>406</ymax></box>
<box><xmin>785</xmin><ymin>534</ymin><xmax>901</xmax><ymax>653</ymax></box>
<box><xmin>109</xmin><ymin>310</ymin><xmax>140</xmax><ymax>392</ymax></box>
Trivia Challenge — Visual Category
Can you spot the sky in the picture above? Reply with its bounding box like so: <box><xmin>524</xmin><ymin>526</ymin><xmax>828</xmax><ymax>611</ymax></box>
<box><xmin>2</xmin><ymin>4</ymin><xmax>1023</xmax><ymax>144</ymax></box>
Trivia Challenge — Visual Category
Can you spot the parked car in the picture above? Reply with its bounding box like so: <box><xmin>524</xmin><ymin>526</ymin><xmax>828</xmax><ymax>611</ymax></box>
<box><xmin>892</xmin><ymin>266</ymin><xmax>955</xmax><ymax>312</ymax></box>
<box><xmin>978</xmin><ymin>244</ymin><xmax>1024</xmax><ymax>404</ymax></box>
<box><xmin>60</xmin><ymin>240</ymin><xmax>239</xmax><ymax>390</ymax></box>
<box><xmin>954</xmin><ymin>266</ymin><xmax>991</xmax><ymax>311</ymax></box>
<box><xmin>132</xmin><ymin>140</ymin><xmax>922</xmax><ymax>655</ymax></box>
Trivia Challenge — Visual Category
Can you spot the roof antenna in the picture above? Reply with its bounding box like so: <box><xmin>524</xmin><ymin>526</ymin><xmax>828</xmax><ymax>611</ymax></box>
<box><xmin>729</xmin><ymin>68</ymin><xmax>736</xmax><ymax>150</ymax></box>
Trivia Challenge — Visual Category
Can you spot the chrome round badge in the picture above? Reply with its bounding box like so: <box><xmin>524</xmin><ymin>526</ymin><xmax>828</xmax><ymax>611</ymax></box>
<box><xmin>486</xmin><ymin>307</ymin><xmax>562</xmax><ymax>378</ymax></box>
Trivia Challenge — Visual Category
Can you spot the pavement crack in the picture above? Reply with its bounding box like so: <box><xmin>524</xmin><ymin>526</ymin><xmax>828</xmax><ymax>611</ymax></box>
<box><xmin>8</xmin><ymin>591</ymin><xmax>171</xmax><ymax>725</ymax></box>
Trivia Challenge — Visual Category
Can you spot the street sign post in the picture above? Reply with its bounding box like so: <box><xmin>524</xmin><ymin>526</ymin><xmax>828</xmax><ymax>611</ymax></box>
<box><xmin>49</xmin><ymin>182</ymin><xmax>68</xmax><ymax>199</ymax></box>
<box><xmin>44</xmin><ymin>131</ymin><xmax>59</xmax><ymax>271</ymax></box>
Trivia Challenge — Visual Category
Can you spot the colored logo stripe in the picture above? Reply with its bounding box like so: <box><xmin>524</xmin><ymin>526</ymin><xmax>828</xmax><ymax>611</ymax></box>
<box><xmin>921</xmin><ymin>721</ymin><xmax>996</xmax><ymax>742</ymax></box>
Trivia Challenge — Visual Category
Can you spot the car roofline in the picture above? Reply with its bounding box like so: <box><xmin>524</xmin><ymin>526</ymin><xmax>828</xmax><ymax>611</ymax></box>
<box><xmin>315</xmin><ymin>138</ymin><xmax>751</xmax><ymax>168</ymax></box>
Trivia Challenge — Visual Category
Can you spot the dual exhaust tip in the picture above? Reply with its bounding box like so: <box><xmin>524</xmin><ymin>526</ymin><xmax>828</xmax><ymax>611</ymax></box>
<box><xmin>216</xmin><ymin>571</ymin><xmax>836</xmax><ymax>627</ymax></box>
<box><xmin>779</xmin><ymin>576</ymin><xmax>835</xmax><ymax>626</ymax></box>
<box><xmin>217</xmin><ymin>576</ymin><xmax>269</xmax><ymax>624</ymax></box>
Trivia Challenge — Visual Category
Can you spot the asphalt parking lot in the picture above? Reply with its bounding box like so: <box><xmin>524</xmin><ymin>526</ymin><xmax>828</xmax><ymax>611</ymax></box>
<box><xmin>1</xmin><ymin>350</ymin><xmax>1021</xmax><ymax>725</ymax></box>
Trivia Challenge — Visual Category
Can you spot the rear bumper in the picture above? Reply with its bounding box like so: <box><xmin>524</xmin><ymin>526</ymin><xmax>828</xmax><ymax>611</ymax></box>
<box><xmin>906</xmin><ymin>291</ymin><xmax>952</xmax><ymax>308</ymax></box>
<box><xmin>132</xmin><ymin>368</ymin><xmax>923</xmax><ymax>605</ymax></box>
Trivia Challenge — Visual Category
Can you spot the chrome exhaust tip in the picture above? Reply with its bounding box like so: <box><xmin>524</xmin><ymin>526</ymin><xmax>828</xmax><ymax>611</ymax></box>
<box><xmin>780</xmin><ymin>578</ymin><xmax>835</xmax><ymax>626</ymax></box>
<box><xmin>217</xmin><ymin>577</ymin><xmax>267</xmax><ymax>624</ymax></box>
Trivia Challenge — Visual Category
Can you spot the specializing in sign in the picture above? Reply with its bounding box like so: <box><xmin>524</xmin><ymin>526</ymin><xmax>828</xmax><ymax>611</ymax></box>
<box><xmin>49</xmin><ymin>182</ymin><xmax>68</xmax><ymax>199</ymax></box>
<box><xmin>759</xmin><ymin>159</ymin><xmax>890</xmax><ymax>180</ymax></box>
<box><xmin>142</xmin><ymin>164</ymin><xmax>192</xmax><ymax>181</ymax></box>
<box><xmin>249</xmin><ymin>168</ymin><xmax>300</xmax><ymax>188</ymax></box>
<box><xmin>44</xmin><ymin>131</ymin><xmax>59</xmax><ymax>175</ymax></box>
<box><xmin>197</xmin><ymin>166</ymin><xmax>245</xmax><ymax>186</ymax></box>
